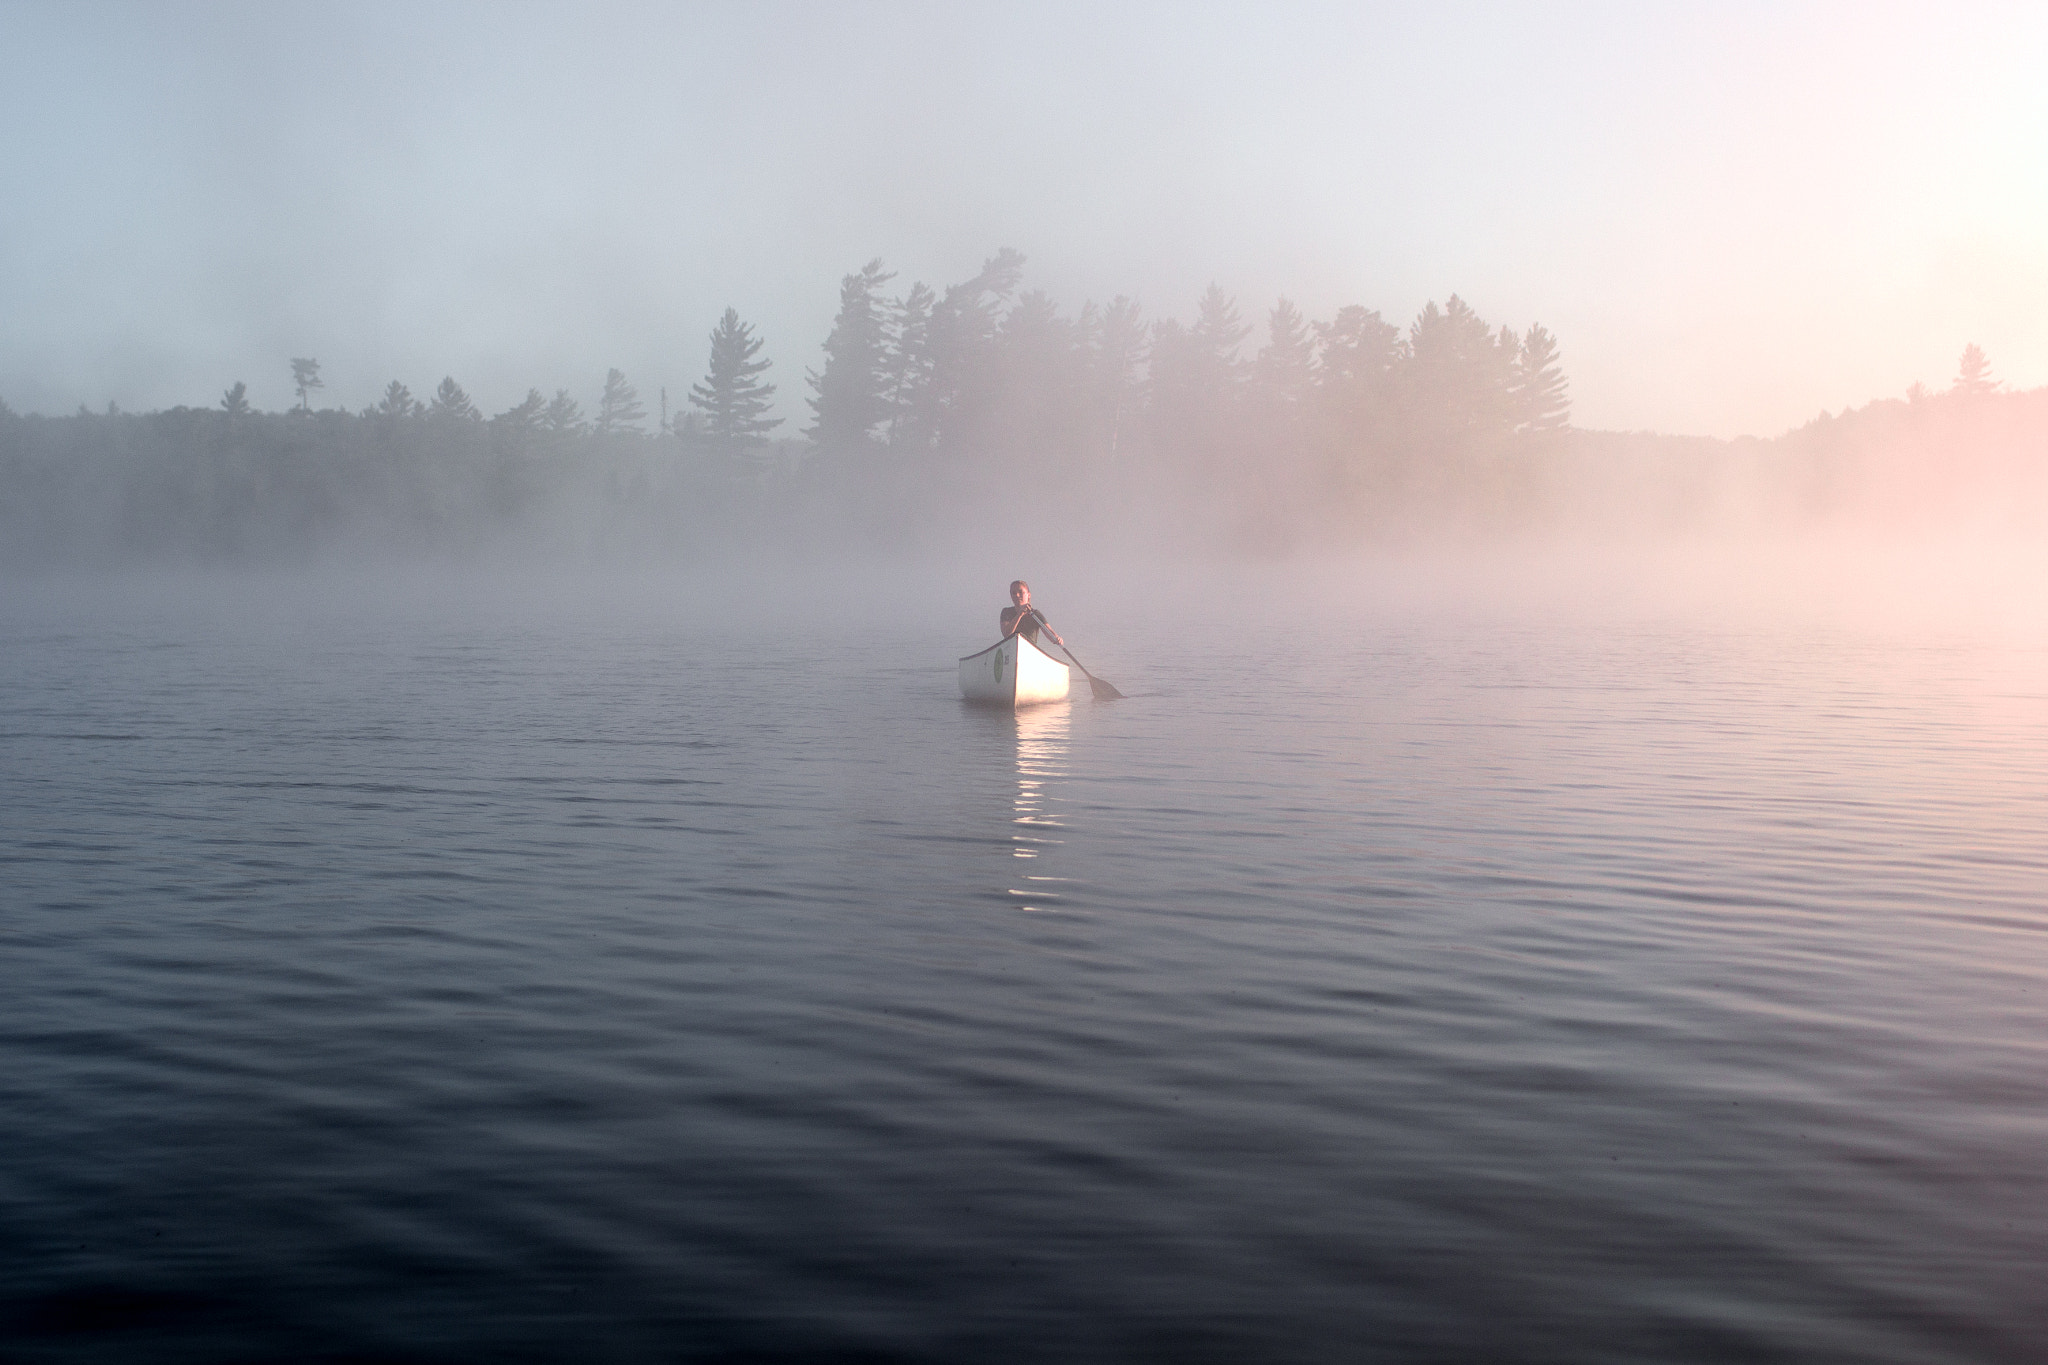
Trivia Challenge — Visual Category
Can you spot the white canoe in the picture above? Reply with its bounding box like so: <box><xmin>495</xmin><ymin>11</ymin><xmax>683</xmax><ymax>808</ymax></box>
<box><xmin>959</xmin><ymin>633</ymin><xmax>1070</xmax><ymax>707</ymax></box>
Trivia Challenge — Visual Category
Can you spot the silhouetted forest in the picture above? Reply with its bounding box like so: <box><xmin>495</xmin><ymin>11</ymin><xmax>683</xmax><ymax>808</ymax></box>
<box><xmin>1</xmin><ymin>251</ymin><xmax>2040</xmax><ymax>566</ymax></box>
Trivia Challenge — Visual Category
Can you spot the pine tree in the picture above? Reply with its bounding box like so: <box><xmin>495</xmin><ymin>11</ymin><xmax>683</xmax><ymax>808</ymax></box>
<box><xmin>1511</xmin><ymin>324</ymin><xmax>1570</xmax><ymax>434</ymax></box>
<box><xmin>542</xmin><ymin>389</ymin><xmax>584</xmax><ymax>436</ymax></box>
<box><xmin>1406</xmin><ymin>295</ymin><xmax>1515</xmax><ymax>432</ymax></box>
<box><xmin>1092</xmin><ymin>296</ymin><xmax>1147</xmax><ymax>459</ymax></box>
<box><xmin>493</xmin><ymin>388</ymin><xmax>546</xmax><ymax>432</ymax></box>
<box><xmin>595</xmin><ymin>368</ymin><xmax>646</xmax><ymax>435</ymax></box>
<box><xmin>1189</xmin><ymin>283</ymin><xmax>1250</xmax><ymax>393</ymax></box>
<box><xmin>1256</xmin><ymin>298</ymin><xmax>1315</xmax><ymax>407</ymax></box>
<box><xmin>290</xmin><ymin>358</ymin><xmax>323</xmax><ymax>413</ymax></box>
<box><xmin>220</xmin><ymin>381</ymin><xmax>252</xmax><ymax>419</ymax></box>
<box><xmin>1147</xmin><ymin>285</ymin><xmax>1249</xmax><ymax>443</ymax></box>
<box><xmin>1314</xmin><ymin>306</ymin><xmax>1400</xmax><ymax>398</ymax></box>
<box><xmin>429</xmin><ymin>376</ymin><xmax>479</xmax><ymax>421</ymax></box>
<box><xmin>1955</xmin><ymin>343</ymin><xmax>1997</xmax><ymax>396</ymax></box>
<box><xmin>990</xmin><ymin>289</ymin><xmax>1084</xmax><ymax>467</ymax></box>
<box><xmin>689</xmin><ymin>308</ymin><xmax>782</xmax><ymax>452</ymax></box>
<box><xmin>377</xmin><ymin>381</ymin><xmax>421</xmax><ymax>418</ymax></box>
<box><xmin>900</xmin><ymin>249</ymin><xmax>1026</xmax><ymax>455</ymax></box>
<box><xmin>1147</xmin><ymin>318</ymin><xmax>1193</xmax><ymax>406</ymax></box>
<box><xmin>881</xmin><ymin>280</ymin><xmax>936</xmax><ymax>446</ymax></box>
<box><xmin>1095</xmin><ymin>297</ymin><xmax>1148</xmax><ymax>391</ymax></box>
<box><xmin>807</xmin><ymin>258</ymin><xmax>895</xmax><ymax>449</ymax></box>
<box><xmin>997</xmin><ymin>290</ymin><xmax>1074</xmax><ymax>385</ymax></box>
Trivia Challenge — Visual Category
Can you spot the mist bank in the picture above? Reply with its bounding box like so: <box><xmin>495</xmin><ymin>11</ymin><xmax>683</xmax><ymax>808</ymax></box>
<box><xmin>4</xmin><ymin>388</ymin><xmax>2042</xmax><ymax>572</ymax></box>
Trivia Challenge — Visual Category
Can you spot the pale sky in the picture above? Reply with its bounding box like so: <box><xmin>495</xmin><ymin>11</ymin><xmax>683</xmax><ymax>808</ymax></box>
<box><xmin>2</xmin><ymin>0</ymin><xmax>2043</xmax><ymax>437</ymax></box>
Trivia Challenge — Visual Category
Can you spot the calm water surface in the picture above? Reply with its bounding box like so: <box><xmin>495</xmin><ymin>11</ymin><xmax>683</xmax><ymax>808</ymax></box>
<box><xmin>2</xmin><ymin>570</ymin><xmax>2044</xmax><ymax>1362</ymax></box>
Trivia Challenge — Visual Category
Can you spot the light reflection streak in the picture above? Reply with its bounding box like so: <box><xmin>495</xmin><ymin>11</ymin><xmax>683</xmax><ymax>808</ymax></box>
<box><xmin>1008</xmin><ymin>701</ymin><xmax>1070</xmax><ymax>910</ymax></box>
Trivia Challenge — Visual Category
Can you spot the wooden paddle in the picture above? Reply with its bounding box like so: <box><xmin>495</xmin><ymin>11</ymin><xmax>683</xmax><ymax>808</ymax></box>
<box><xmin>1008</xmin><ymin>603</ymin><xmax>1123</xmax><ymax>700</ymax></box>
<box><xmin>1056</xmin><ymin>643</ymin><xmax>1124</xmax><ymax>700</ymax></box>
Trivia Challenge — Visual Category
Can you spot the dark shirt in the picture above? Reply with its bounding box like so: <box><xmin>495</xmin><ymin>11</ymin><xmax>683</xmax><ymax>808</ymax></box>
<box><xmin>1001</xmin><ymin>605</ymin><xmax>1051</xmax><ymax>645</ymax></box>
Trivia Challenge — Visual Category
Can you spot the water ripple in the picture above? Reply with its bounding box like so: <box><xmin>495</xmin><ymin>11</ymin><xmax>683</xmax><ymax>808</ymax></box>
<box><xmin>1</xmin><ymin>584</ymin><xmax>2043</xmax><ymax>1362</ymax></box>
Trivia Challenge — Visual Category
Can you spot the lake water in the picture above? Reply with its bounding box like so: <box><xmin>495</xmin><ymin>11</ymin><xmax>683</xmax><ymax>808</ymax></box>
<box><xmin>2</xmin><ymin>559</ymin><xmax>2044</xmax><ymax>1363</ymax></box>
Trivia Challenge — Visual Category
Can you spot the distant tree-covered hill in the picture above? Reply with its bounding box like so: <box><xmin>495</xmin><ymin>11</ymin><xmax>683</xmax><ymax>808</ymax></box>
<box><xmin>1552</xmin><ymin>385</ymin><xmax>2048</xmax><ymax>537</ymax></box>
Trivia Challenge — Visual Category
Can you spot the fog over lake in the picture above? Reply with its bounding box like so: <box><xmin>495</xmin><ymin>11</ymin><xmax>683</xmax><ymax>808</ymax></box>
<box><xmin>4</xmin><ymin>4</ymin><xmax>2046</xmax><ymax>1361</ymax></box>
<box><xmin>5</xmin><ymin>549</ymin><xmax>2045</xmax><ymax>1360</ymax></box>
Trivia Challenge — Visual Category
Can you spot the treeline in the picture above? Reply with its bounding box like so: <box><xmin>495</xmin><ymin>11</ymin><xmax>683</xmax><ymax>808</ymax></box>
<box><xmin>0</xmin><ymin>395</ymin><xmax>800</xmax><ymax>566</ymax></box>
<box><xmin>0</xmin><ymin>250</ymin><xmax>1575</xmax><ymax>562</ymax></box>
<box><xmin>2</xmin><ymin>251</ymin><xmax>2039</xmax><ymax>565</ymax></box>
<box><xmin>796</xmin><ymin>250</ymin><xmax>1569</xmax><ymax>544</ymax></box>
<box><xmin>0</xmin><ymin>312</ymin><xmax>804</xmax><ymax>564</ymax></box>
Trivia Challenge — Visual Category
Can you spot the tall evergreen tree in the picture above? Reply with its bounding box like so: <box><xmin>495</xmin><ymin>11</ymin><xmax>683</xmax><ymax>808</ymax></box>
<box><xmin>881</xmin><ymin>280</ymin><xmax>936</xmax><ymax>445</ymax></box>
<box><xmin>901</xmin><ymin>248</ymin><xmax>1026</xmax><ymax>456</ymax></box>
<box><xmin>429</xmin><ymin>376</ymin><xmax>480</xmax><ymax>421</ymax></box>
<box><xmin>1094</xmin><ymin>297</ymin><xmax>1148</xmax><ymax>390</ymax></box>
<box><xmin>990</xmin><ymin>289</ymin><xmax>1084</xmax><ymax>467</ymax></box>
<box><xmin>1256</xmin><ymin>298</ymin><xmax>1315</xmax><ymax>407</ymax></box>
<box><xmin>493</xmin><ymin>388</ymin><xmax>547</xmax><ymax>432</ymax></box>
<box><xmin>1406</xmin><ymin>295</ymin><xmax>1514</xmax><ymax>433</ymax></box>
<box><xmin>1141</xmin><ymin>286</ymin><xmax>1250</xmax><ymax>490</ymax></box>
<box><xmin>542</xmin><ymin>389</ymin><xmax>584</xmax><ymax>436</ymax></box>
<box><xmin>690</xmin><ymin>308</ymin><xmax>782</xmax><ymax>452</ymax></box>
<box><xmin>1511</xmin><ymin>325</ymin><xmax>1570</xmax><ymax>434</ymax></box>
<box><xmin>807</xmin><ymin>258</ymin><xmax>895</xmax><ymax>449</ymax></box>
<box><xmin>1189</xmin><ymin>283</ymin><xmax>1250</xmax><ymax>392</ymax></box>
<box><xmin>1147</xmin><ymin>318</ymin><xmax>1194</xmax><ymax>407</ymax></box>
<box><xmin>377</xmin><ymin>380</ymin><xmax>422</xmax><ymax>418</ymax></box>
<box><xmin>1314</xmin><ymin>306</ymin><xmax>1401</xmax><ymax>402</ymax></box>
<box><xmin>595</xmin><ymin>368</ymin><xmax>646</xmax><ymax>435</ymax></box>
<box><xmin>1955</xmin><ymin>343</ymin><xmax>1996</xmax><ymax>396</ymax></box>
<box><xmin>1244</xmin><ymin>297</ymin><xmax>1319</xmax><ymax>502</ymax></box>
<box><xmin>1092</xmin><ymin>295</ymin><xmax>1147</xmax><ymax>460</ymax></box>
<box><xmin>997</xmin><ymin>290</ymin><xmax>1074</xmax><ymax>381</ymax></box>
<box><xmin>220</xmin><ymin>381</ymin><xmax>252</xmax><ymax>419</ymax></box>
<box><xmin>1149</xmin><ymin>285</ymin><xmax>1248</xmax><ymax>435</ymax></box>
<box><xmin>290</xmin><ymin>358</ymin><xmax>323</xmax><ymax>413</ymax></box>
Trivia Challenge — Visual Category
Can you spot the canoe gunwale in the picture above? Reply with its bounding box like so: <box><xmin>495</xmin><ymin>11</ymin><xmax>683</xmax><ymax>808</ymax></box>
<box><xmin>958</xmin><ymin>633</ymin><xmax>1063</xmax><ymax>666</ymax></box>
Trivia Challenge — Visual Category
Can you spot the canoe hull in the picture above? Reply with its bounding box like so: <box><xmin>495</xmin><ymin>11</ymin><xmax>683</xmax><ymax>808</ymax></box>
<box><xmin>959</xmin><ymin>634</ymin><xmax>1070</xmax><ymax>707</ymax></box>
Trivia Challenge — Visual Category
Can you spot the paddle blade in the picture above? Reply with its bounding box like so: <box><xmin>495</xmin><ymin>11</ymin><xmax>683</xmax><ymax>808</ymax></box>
<box><xmin>1087</xmin><ymin>674</ymin><xmax>1124</xmax><ymax>701</ymax></box>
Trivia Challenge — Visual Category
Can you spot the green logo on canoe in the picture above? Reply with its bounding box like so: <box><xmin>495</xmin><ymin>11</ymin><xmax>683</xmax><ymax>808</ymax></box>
<box><xmin>993</xmin><ymin>650</ymin><xmax>1005</xmax><ymax>683</ymax></box>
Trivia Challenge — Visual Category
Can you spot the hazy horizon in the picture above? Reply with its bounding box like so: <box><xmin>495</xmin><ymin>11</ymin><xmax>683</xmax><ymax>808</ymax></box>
<box><xmin>4</xmin><ymin>1</ymin><xmax>2044</xmax><ymax>439</ymax></box>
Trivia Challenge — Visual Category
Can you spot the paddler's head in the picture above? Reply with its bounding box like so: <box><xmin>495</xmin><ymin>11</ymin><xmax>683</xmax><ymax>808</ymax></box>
<box><xmin>1010</xmin><ymin>580</ymin><xmax>1031</xmax><ymax>607</ymax></box>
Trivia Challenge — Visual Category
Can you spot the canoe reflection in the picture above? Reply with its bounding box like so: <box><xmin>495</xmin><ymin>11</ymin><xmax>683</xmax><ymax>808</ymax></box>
<box><xmin>1008</xmin><ymin>700</ymin><xmax>1070</xmax><ymax>910</ymax></box>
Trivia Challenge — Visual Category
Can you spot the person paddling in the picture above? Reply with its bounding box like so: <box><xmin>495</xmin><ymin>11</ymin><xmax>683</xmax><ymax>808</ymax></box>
<box><xmin>1000</xmin><ymin>580</ymin><xmax>1064</xmax><ymax>650</ymax></box>
<box><xmin>995</xmin><ymin>579</ymin><xmax>1124</xmax><ymax>700</ymax></box>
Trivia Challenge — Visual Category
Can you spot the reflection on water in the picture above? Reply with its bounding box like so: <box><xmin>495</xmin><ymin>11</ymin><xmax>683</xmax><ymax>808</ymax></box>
<box><xmin>1009</xmin><ymin>701</ymin><xmax>1070</xmax><ymax>911</ymax></box>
